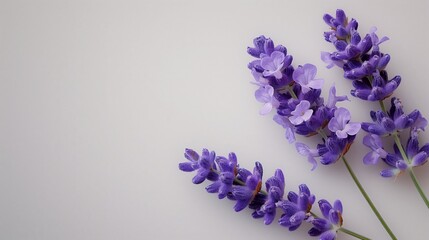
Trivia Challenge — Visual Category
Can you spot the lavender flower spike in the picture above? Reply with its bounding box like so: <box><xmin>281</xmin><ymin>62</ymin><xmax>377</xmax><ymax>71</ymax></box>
<box><xmin>179</xmin><ymin>148</ymin><xmax>370</xmax><ymax>239</ymax></box>
<box><xmin>328</xmin><ymin>108</ymin><xmax>361</xmax><ymax>139</ymax></box>
<box><xmin>323</xmin><ymin>9</ymin><xmax>429</xmax><ymax>209</ymax></box>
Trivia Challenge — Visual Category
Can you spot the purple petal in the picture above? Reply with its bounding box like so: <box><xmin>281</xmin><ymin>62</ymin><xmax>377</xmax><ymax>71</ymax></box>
<box><xmin>178</xmin><ymin>162</ymin><xmax>197</xmax><ymax>172</ymax></box>
<box><xmin>363</xmin><ymin>151</ymin><xmax>380</xmax><ymax>165</ymax></box>
<box><xmin>318</xmin><ymin>200</ymin><xmax>332</xmax><ymax>219</ymax></box>
<box><xmin>184</xmin><ymin>148</ymin><xmax>199</xmax><ymax>161</ymax></box>
<box><xmin>232</xmin><ymin>186</ymin><xmax>253</xmax><ymax>200</ymax></box>
<box><xmin>328</xmin><ymin>118</ymin><xmax>341</xmax><ymax>132</ymax></box>
<box><xmin>363</xmin><ymin>134</ymin><xmax>382</xmax><ymax>150</ymax></box>
<box><xmin>192</xmin><ymin>169</ymin><xmax>209</xmax><ymax>184</ymax></box>
<box><xmin>206</xmin><ymin>181</ymin><xmax>221</xmax><ymax>193</ymax></box>
<box><xmin>289</xmin><ymin>211</ymin><xmax>306</xmax><ymax>226</ymax></box>
<box><xmin>264</xmin><ymin>212</ymin><xmax>276</xmax><ymax>225</ymax></box>
<box><xmin>320</xmin><ymin>230</ymin><xmax>337</xmax><ymax>240</ymax></box>
<box><xmin>307</xmin><ymin>78</ymin><xmax>324</xmax><ymax>90</ymax></box>
<box><xmin>328</xmin><ymin>209</ymin><xmax>340</xmax><ymax>225</ymax></box>
<box><xmin>380</xmin><ymin>168</ymin><xmax>399</xmax><ymax>178</ymax></box>
<box><xmin>234</xmin><ymin>199</ymin><xmax>250</xmax><ymax>212</ymax></box>
<box><xmin>344</xmin><ymin>122</ymin><xmax>361</xmax><ymax>135</ymax></box>
<box><xmin>412</xmin><ymin>152</ymin><xmax>428</xmax><ymax>167</ymax></box>
<box><xmin>259</xmin><ymin>102</ymin><xmax>273</xmax><ymax>115</ymax></box>
<box><xmin>336</xmin><ymin>108</ymin><xmax>351</xmax><ymax>127</ymax></box>
<box><xmin>333</xmin><ymin>200</ymin><xmax>343</xmax><ymax>213</ymax></box>
<box><xmin>311</xmin><ymin>218</ymin><xmax>331</xmax><ymax>230</ymax></box>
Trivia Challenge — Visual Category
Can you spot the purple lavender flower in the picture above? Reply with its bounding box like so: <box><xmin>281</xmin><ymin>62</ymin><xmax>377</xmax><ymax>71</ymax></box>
<box><xmin>179</xmin><ymin>148</ymin><xmax>366</xmax><ymax>239</ymax></box>
<box><xmin>326</xmin><ymin>85</ymin><xmax>349</xmax><ymax>109</ymax></box>
<box><xmin>247</xmin><ymin>35</ymin><xmax>287</xmax><ymax>58</ymax></box>
<box><xmin>381</xmin><ymin>128</ymin><xmax>429</xmax><ymax>177</ymax></box>
<box><xmin>289</xmin><ymin>100</ymin><xmax>313</xmax><ymax>125</ymax></box>
<box><xmin>255</xmin><ymin>85</ymin><xmax>280</xmax><ymax>115</ymax></box>
<box><xmin>274</xmin><ymin>114</ymin><xmax>296</xmax><ymax>143</ymax></box>
<box><xmin>318</xmin><ymin>135</ymin><xmax>350</xmax><ymax>165</ymax></box>
<box><xmin>252</xmin><ymin>169</ymin><xmax>285</xmax><ymax>225</ymax></box>
<box><xmin>251</xmin><ymin>69</ymin><xmax>269</xmax><ymax>86</ymax></box>
<box><xmin>369</xmin><ymin>27</ymin><xmax>389</xmax><ymax>54</ymax></box>
<box><xmin>349</xmin><ymin>71</ymin><xmax>401</xmax><ymax>101</ymax></box>
<box><xmin>206</xmin><ymin>152</ymin><xmax>238</xmax><ymax>199</ymax></box>
<box><xmin>321</xmin><ymin>51</ymin><xmax>343</xmax><ymax>69</ymax></box>
<box><xmin>179</xmin><ymin>148</ymin><xmax>218</xmax><ymax>184</ymax></box>
<box><xmin>247</xmin><ymin>35</ymin><xmax>359</xmax><ymax>170</ymax></box>
<box><xmin>261</xmin><ymin>51</ymin><xmax>286</xmax><ymax>79</ymax></box>
<box><xmin>321</xmin><ymin>9</ymin><xmax>402</xmax><ymax>101</ymax></box>
<box><xmin>323</xmin><ymin>9</ymin><xmax>429</xmax><ymax>210</ymax></box>
<box><xmin>293</xmin><ymin>64</ymin><xmax>324</xmax><ymax>93</ymax></box>
<box><xmin>232</xmin><ymin>162</ymin><xmax>264</xmax><ymax>211</ymax></box>
<box><xmin>295</xmin><ymin>142</ymin><xmax>320</xmax><ymax>170</ymax></box>
<box><xmin>362</xmin><ymin>134</ymin><xmax>387</xmax><ymax>165</ymax></box>
<box><xmin>309</xmin><ymin>200</ymin><xmax>343</xmax><ymax>240</ymax></box>
<box><xmin>362</xmin><ymin>98</ymin><xmax>427</xmax><ymax>135</ymax></box>
<box><xmin>278</xmin><ymin>184</ymin><xmax>315</xmax><ymax>231</ymax></box>
<box><xmin>328</xmin><ymin>108</ymin><xmax>361</xmax><ymax>139</ymax></box>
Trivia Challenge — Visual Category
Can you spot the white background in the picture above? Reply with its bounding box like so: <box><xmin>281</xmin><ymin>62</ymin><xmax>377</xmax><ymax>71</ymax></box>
<box><xmin>1</xmin><ymin>0</ymin><xmax>428</xmax><ymax>239</ymax></box>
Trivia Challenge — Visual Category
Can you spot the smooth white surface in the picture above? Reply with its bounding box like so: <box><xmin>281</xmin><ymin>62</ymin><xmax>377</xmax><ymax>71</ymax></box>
<box><xmin>1</xmin><ymin>0</ymin><xmax>428</xmax><ymax>239</ymax></box>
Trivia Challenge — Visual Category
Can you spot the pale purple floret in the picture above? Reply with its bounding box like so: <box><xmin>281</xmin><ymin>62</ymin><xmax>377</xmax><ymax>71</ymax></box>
<box><xmin>289</xmin><ymin>100</ymin><xmax>313</xmax><ymax>125</ymax></box>
<box><xmin>252</xmin><ymin>169</ymin><xmax>285</xmax><ymax>225</ymax></box>
<box><xmin>251</xmin><ymin>69</ymin><xmax>269</xmax><ymax>86</ymax></box>
<box><xmin>295</xmin><ymin>142</ymin><xmax>320</xmax><ymax>170</ymax></box>
<box><xmin>255</xmin><ymin>85</ymin><xmax>280</xmax><ymax>115</ymax></box>
<box><xmin>261</xmin><ymin>51</ymin><xmax>286</xmax><ymax>79</ymax></box>
<box><xmin>309</xmin><ymin>199</ymin><xmax>343</xmax><ymax>240</ymax></box>
<box><xmin>328</xmin><ymin>108</ymin><xmax>361</xmax><ymax>139</ymax></box>
<box><xmin>362</xmin><ymin>134</ymin><xmax>387</xmax><ymax>165</ymax></box>
<box><xmin>369</xmin><ymin>27</ymin><xmax>389</xmax><ymax>53</ymax></box>
<box><xmin>277</xmin><ymin>184</ymin><xmax>315</xmax><ymax>231</ymax></box>
<box><xmin>321</xmin><ymin>51</ymin><xmax>343</xmax><ymax>69</ymax></box>
<box><xmin>274</xmin><ymin>114</ymin><xmax>296</xmax><ymax>143</ymax></box>
<box><xmin>326</xmin><ymin>85</ymin><xmax>349</xmax><ymax>108</ymax></box>
<box><xmin>292</xmin><ymin>64</ymin><xmax>324</xmax><ymax>93</ymax></box>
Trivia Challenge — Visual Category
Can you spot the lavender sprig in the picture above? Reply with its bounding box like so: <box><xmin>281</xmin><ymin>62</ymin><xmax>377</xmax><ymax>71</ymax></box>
<box><xmin>322</xmin><ymin>9</ymin><xmax>429</xmax><ymax>209</ymax></box>
<box><xmin>247</xmin><ymin>36</ymin><xmax>397</xmax><ymax>239</ymax></box>
<box><xmin>179</xmin><ymin>148</ymin><xmax>370</xmax><ymax>240</ymax></box>
<box><xmin>247</xmin><ymin>36</ymin><xmax>358</xmax><ymax>169</ymax></box>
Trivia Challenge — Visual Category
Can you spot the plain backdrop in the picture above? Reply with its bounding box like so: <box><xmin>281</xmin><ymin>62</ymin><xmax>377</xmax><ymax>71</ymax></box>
<box><xmin>1</xmin><ymin>0</ymin><xmax>428</xmax><ymax>239</ymax></box>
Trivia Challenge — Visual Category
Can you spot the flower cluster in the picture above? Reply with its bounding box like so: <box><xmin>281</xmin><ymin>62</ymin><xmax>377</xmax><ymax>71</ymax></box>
<box><xmin>179</xmin><ymin>148</ymin><xmax>347</xmax><ymax>240</ymax></box>
<box><xmin>322</xmin><ymin>9</ymin><xmax>429</xmax><ymax>178</ymax></box>
<box><xmin>321</xmin><ymin>9</ymin><xmax>399</xmax><ymax>101</ymax></box>
<box><xmin>247</xmin><ymin>36</ymin><xmax>360</xmax><ymax>170</ymax></box>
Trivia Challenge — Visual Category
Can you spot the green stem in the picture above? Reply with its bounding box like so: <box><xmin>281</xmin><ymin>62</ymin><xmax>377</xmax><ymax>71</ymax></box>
<box><xmin>391</xmin><ymin>132</ymin><xmax>409</xmax><ymax>163</ymax></box>
<box><xmin>408</xmin><ymin>168</ymin><xmax>429</xmax><ymax>208</ymax></box>
<box><xmin>342</xmin><ymin>156</ymin><xmax>398</xmax><ymax>240</ymax></box>
<box><xmin>379</xmin><ymin>100</ymin><xmax>387</xmax><ymax>113</ymax></box>
<box><xmin>339</xmin><ymin>227</ymin><xmax>372</xmax><ymax>240</ymax></box>
<box><xmin>288</xmin><ymin>86</ymin><xmax>298</xmax><ymax>99</ymax></box>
